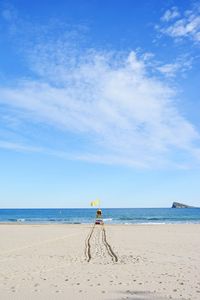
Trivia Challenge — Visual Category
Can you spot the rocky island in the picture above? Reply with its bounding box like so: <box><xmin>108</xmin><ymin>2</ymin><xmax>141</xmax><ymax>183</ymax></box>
<box><xmin>172</xmin><ymin>202</ymin><xmax>194</xmax><ymax>208</ymax></box>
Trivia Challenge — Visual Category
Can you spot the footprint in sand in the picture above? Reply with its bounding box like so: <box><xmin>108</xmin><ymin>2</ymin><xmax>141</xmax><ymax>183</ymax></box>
<box><xmin>11</xmin><ymin>286</ymin><xmax>15</xmax><ymax>292</ymax></box>
<box><xmin>34</xmin><ymin>283</ymin><xmax>39</xmax><ymax>287</ymax></box>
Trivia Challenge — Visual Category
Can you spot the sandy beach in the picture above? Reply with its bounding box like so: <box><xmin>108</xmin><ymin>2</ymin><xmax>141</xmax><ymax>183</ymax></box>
<box><xmin>0</xmin><ymin>224</ymin><xmax>200</xmax><ymax>300</ymax></box>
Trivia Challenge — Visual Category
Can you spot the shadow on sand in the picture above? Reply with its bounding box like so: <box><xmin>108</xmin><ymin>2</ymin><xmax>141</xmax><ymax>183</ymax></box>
<box><xmin>117</xmin><ymin>290</ymin><xmax>169</xmax><ymax>300</ymax></box>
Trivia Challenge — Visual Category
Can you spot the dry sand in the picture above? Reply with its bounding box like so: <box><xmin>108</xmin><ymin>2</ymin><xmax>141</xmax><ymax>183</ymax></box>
<box><xmin>0</xmin><ymin>223</ymin><xmax>200</xmax><ymax>299</ymax></box>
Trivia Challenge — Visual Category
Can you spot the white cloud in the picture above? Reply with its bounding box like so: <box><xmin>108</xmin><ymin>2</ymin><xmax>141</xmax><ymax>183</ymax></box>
<box><xmin>161</xmin><ymin>7</ymin><xmax>180</xmax><ymax>22</ymax></box>
<box><xmin>0</xmin><ymin>31</ymin><xmax>200</xmax><ymax>168</ymax></box>
<box><xmin>159</xmin><ymin>4</ymin><xmax>200</xmax><ymax>43</ymax></box>
<box><xmin>156</xmin><ymin>56</ymin><xmax>193</xmax><ymax>77</ymax></box>
<box><xmin>157</xmin><ymin>63</ymin><xmax>180</xmax><ymax>77</ymax></box>
<box><xmin>0</xmin><ymin>140</ymin><xmax>43</xmax><ymax>153</ymax></box>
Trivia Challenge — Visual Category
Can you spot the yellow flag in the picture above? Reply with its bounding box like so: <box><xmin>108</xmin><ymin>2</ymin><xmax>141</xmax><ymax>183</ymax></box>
<box><xmin>90</xmin><ymin>199</ymin><xmax>100</xmax><ymax>207</ymax></box>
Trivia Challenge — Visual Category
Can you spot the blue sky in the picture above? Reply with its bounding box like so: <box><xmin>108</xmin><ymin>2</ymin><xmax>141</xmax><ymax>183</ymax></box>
<box><xmin>0</xmin><ymin>0</ymin><xmax>200</xmax><ymax>208</ymax></box>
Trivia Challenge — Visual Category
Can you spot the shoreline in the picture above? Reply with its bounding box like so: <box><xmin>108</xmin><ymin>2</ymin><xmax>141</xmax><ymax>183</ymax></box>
<box><xmin>1</xmin><ymin>221</ymin><xmax>200</xmax><ymax>225</ymax></box>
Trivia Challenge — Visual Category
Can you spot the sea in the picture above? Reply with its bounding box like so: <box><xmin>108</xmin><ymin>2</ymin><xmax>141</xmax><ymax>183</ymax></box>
<box><xmin>0</xmin><ymin>208</ymin><xmax>200</xmax><ymax>224</ymax></box>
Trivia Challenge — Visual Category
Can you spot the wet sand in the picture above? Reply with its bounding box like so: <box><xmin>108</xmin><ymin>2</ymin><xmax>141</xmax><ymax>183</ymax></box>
<box><xmin>0</xmin><ymin>224</ymin><xmax>200</xmax><ymax>299</ymax></box>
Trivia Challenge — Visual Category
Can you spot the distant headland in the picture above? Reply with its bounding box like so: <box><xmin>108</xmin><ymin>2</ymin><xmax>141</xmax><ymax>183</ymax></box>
<box><xmin>172</xmin><ymin>202</ymin><xmax>194</xmax><ymax>208</ymax></box>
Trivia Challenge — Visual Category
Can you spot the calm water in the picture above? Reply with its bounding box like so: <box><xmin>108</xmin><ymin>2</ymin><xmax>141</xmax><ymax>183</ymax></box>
<box><xmin>0</xmin><ymin>208</ymin><xmax>200</xmax><ymax>224</ymax></box>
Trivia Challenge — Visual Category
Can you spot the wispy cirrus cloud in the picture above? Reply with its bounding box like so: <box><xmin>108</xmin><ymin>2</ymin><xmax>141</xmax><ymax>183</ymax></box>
<box><xmin>156</xmin><ymin>55</ymin><xmax>193</xmax><ymax>77</ymax></box>
<box><xmin>158</xmin><ymin>3</ymin><xmax>200</xmax><ymax>43</ymax></box>
<box><xmin>0</xmin><ymin>8</ymin><xmax>200</xmax><ymax>168</ymax></box>
<box><xmin>160</xmin><ymin>6</ymin><xmax>180</xmax><ymax>22</ymax></box>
